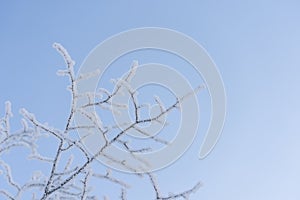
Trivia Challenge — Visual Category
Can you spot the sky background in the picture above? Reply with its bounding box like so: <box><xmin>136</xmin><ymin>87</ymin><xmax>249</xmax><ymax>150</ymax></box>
<box><xmin>1</xmin><ymin>1</ymin><xmax>300</xmax><ymax>199</ymax></box>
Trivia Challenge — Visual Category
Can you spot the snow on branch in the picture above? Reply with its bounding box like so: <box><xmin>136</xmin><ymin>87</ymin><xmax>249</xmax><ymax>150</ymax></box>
<box><xmin>0</xmin><ymin>43</ymin><xmax>202</xmax><ymax>200</ymax></box>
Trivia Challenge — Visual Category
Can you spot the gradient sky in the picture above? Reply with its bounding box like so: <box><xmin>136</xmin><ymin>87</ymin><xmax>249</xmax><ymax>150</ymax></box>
<box><xmin>1</xmin><ymin>1</ymin><xmax>300</xmax><ymax>199</ymax></box>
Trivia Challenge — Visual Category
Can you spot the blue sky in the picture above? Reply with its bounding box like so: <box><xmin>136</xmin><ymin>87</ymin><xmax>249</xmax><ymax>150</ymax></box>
<box><xmin>1</xmin><ymin>1</ymin><xmax>300</xmax><ymax>199</ymax></box>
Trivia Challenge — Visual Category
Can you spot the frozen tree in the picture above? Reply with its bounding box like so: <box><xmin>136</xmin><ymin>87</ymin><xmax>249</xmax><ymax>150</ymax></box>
<box><xmin>0</xmin><ymin>43</ymin><xmax>201</xmax><ymax>200</ymax></box>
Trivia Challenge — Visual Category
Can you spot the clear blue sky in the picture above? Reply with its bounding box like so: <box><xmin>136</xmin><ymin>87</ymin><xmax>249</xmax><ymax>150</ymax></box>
<box><xmin>1</xmin><ymin>1</ymin><xmax>300</xmax><ymax>199</ymax></box>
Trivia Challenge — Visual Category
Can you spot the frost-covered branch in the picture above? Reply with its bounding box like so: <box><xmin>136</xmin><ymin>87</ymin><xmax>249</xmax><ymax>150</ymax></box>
<box><xmin>0</xmin><ymin>44</ymin><xmax>202</xmax><ymax>200</ymax></box>
<box><xmin>148</xmin><ymin>173</ymin><xmax>202</xmax><ymax>200</ymax></box>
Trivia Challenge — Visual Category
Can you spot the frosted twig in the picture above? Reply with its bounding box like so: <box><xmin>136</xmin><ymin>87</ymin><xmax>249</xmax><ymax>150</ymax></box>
<box><xmin>0</xmin><ymin>190</ymin><xmax>14</xmax><ymax>200</ymax></box>
<box><xmin>120</xmin><ymin>189</ymin><xmax>127</xmax><ymax>200</ymax></box>
<box><xmin>148</xmin><ymin>173</ymin><xmax>202</xmax><ymax>200</ymax></box>
<box><xmin>82</xmin><ymin>61</ymin><xmax>138</xmax><ymax>109</ymax></box>
<box><xmin>53</xmin><ymin>42</ymin><xmax>77</xmax><ymax>134</ymax></box>
<box><xmin>92</xmin><ymin>169</ymin><xmax>130</xmax><ymax>189</ymax></box>
<box><xmin>1</xmin><ymin>101</ymin><xmax>13</xmax><ymax>138</ymax></box>
<box><xmin>80</xmin><ymin>170</ymin><xmax>91</xmax><ymax>200</ymax></box>
<box><xmin>158</xmin><ymin>182</ymin><xmax>202</xmax><ymax>200</ymax></box>
<box><xmin>148</xmin><ymin>173</ymin><xmax>161</xmax><ymax>198</ymax></box>
<box><xmin>0</xmin><ymin>160</ymin><xmax>21</xmax><ymax>191</ymax></box>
